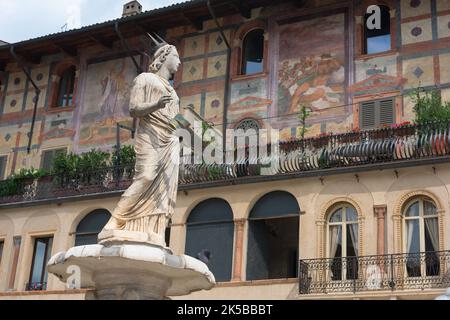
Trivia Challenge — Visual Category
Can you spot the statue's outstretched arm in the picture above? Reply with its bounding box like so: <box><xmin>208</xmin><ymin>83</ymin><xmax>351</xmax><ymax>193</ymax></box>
<box><xmin>129</xmin><ymin>77</ymin><xmax>171</xmax><ymax>118</ymax></box>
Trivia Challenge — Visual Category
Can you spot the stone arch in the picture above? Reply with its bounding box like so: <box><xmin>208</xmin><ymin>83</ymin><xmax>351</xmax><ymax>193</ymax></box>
<box><xmin>355</xmin><ymin>0</ymin><xmax>395</xmax><ymax>16</ymax></box>
<box><xmin>48</xmin><ymin>59</ymin><xmax>79</xmax><ymax>109</ymax></box>
<box><xmin>317</xmin><ymin>197</ymin><xmax>366</xmax><ymax>259</ymax></box>
<box><xmin>22</xmin><ymin>209</ymin><xmax>61</xmax><ymax>235</ymax></box>
<box><xmin>231</xmin><ymin>19</ymin><xmax>267</xmax><ymax>78</ymax></box>
<box><xmin>244</xmin><ymin>188</ymin><xmax>300</xmax><ymax>221</ymax></box>
<box><xmin>246</xmin><ymin>190</ymin><xmax>300</xmax><ymax>281</ymax></box>
<box><xmin>184</xmin><ymin>198</ymin><xmax>235</xmax><ymax>282</ymax></box>
<box><xmin>181</xmin><ymin>196</ymin><xmax>234</xmax><ymax>225</ymax></box>
<box><xmin>393</xmin><ymin>190</ymin><xmax>445</xmax><ymax>253</ymax></box>
<box><xmin>69</xmin><ymin>206</ymin><xmax>112</xmax><ymax>235</ymax></box>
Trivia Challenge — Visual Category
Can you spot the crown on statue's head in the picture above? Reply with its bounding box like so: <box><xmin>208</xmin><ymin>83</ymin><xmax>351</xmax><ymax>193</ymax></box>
<box><xmin>147</xmin><ymin>32</ymin><xmax>168</xmax><ymax>55</ymax></box>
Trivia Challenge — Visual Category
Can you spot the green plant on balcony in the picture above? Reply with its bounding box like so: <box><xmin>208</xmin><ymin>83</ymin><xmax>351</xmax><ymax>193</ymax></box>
<box><xmin>112</xmin><ymin>145</ymin><xmax>136</xmax><ymax>179</ymax></box>
<box><xmin>207</xmin><ymin>165</ymin><xmax>221</xmax><ymax>180</ymax></box>
<box><xmin>412</xmin><ymin>87</ymin><xmax>450</xmax><ymax>130</ymax></box>
<box><xmin>78</xmin><ymin>149</ymin><xmax>111</xmax><ymax>184</ymax></box>
<box><xmin>0</xmin><ymin>168</ymin><xmax>48</xmax><ymax>197</ymax></box>
<box><xmin>52</xmin><ymin>152</ymin><xmax>80</xmax><ymax>183</ymax></box>
<box><xmin>298</xmin><ymin>104</ymin><xmax>311</xmax><ymax>140</ymax></box>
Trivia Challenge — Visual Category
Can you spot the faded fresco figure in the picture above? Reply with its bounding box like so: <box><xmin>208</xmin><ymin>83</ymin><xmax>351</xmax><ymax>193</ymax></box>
<box><xmin>100</xmin><ymin>35</ymin><xmax>181</xmax><ymax>248</ymax></box>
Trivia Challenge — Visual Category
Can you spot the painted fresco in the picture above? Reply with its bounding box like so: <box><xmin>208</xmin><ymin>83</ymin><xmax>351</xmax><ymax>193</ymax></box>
<box><xmin>79</xmin><ymin>57</ymin><xmax>136</xmax><ymax>149</ymax></box>
<box><xmin>228</xmin><ymin>78</ymin><xmax>271</xmax><ymax>128</ymax></box>
<box><xmin>277</xmin><ymin>14</ymin><xmax>346</xmax><ymax>117</ymax></box>
<box><xmin>351</xmin><ymin>54</ymin><xmax>406</xmax><ymax>96</ymax></box>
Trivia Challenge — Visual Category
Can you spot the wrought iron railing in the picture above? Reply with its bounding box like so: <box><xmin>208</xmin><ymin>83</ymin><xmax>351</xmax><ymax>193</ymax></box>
<box><xmin>25</xmin><ymin>282</ymin><xmax>47</xmax><ymax>291</ymax></box>
<box><xmin>179</xmin><ymin>120</ymin><xmax>450</xmax><ymax>183</ymax></box>
<box><xmin>1</xmin><ymin>121</ymin><xmax>450</xmax><ymax>205</ymax></box>
<box><xmin>298</xmin><ymin>251</ymin><xmax>450</xmax><ymax>295</ymax></box>
<box><xmin>0</xmin><ymin>165</ymin><xmax>135</xmax><ymax>205</ymax></box>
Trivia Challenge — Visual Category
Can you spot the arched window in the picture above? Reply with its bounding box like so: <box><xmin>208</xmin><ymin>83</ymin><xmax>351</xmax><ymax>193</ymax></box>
<box><xmin>241</xmin><ymin>29</ymin><xmax>264</xmax><ymax>75</ymax></box>
<box><xmin>403</xmin><ymin>197</ymin><xmax>440</xmax><ymax>277</ymax></box>
<box><xmin>236</xmin><ymin>118</ymin><xmax>260</xmax><ymax>132</ymax></box>
<box><xmin>327</xmin><ymin>204</ymin><xmax>359</xmax><ymax>281</ymax></box>
<box><xmin>56</xmin><ymin>66</ymin><xmax>76</xmax><ymax>108</ymax></box>
<box><xmin>247</xmin><ymin>191</ymin><xmax>300</xmax><ymax>281</ymax></box>
<box><xmin>364</xmin><ymin>5</ymin><xmax>391</xmax><ymax>54</ymax></box>
<box><xmin>74</xmin><ymin>209</ymin><xmax>111</xmax><ymax>246</ymax></box>
<box><xmin>185</xmin><ymin>199</ymin><xmax>234</xmax><ymax>282</ymax></box>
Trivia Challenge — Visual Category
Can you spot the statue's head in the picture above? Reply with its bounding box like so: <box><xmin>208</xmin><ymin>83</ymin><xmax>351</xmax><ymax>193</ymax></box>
<box><xmin>147</xmin><ymin>33</ymin><xmax>181</xmax><ymax>76</ymax></box>
<box><xmin>149</xmin><ymin>44</ymin><xmax>181</xmax><ymax>75</ymax></box>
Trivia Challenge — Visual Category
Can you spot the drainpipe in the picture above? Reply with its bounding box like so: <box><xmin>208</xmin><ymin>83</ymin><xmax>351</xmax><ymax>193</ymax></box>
<box><xmin>114</xmin><ymin>21</ymin><xmax>143</xmax><ymax>75</ymax></box>
<box><xmin>10</xmin><ymin>46</ymin><xmax>41</xmax><ymax>154</ymax></box>
<box><xmin>114</xmin><ymin>21</ymin><xmax>143</xmax><ymax>167</ymax></box>
<box><xmin>207</xmin><ymin>0</ymin><xmax>232</xmax><ymax>160</ymax></box>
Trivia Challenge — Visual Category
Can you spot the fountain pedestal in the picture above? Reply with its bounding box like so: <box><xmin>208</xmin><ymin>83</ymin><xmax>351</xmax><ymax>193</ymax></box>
<box><xmin>48</xmin><ymin>242</ymin><xmax>215</xmax><ymax>300</ymax></box>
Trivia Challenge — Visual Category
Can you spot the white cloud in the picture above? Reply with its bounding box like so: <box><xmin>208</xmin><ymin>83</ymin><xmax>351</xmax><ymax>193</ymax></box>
<box><xmin>0</xmin><ymin>0</ymin><xmax>181</xmax><ymax>43</ymax></box>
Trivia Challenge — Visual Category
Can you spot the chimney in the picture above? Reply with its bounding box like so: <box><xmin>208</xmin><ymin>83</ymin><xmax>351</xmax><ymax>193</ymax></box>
<box><xmin>122</xmin><ymin>1</ymin><xmax>143</xmax><ymax>17</ymax></box>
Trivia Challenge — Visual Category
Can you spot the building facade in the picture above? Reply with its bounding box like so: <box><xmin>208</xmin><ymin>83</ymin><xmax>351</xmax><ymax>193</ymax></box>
<box><xmin>1</xmin><ymin>0</ymin><xmax>450</xmax><ymax>300</ymax></box>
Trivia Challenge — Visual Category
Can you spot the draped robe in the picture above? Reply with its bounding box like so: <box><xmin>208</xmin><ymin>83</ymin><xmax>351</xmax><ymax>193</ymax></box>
<box><xmin>104</xmin><ymin>72</ymin><xmax>180</xmax><ymax>245</ymax></box>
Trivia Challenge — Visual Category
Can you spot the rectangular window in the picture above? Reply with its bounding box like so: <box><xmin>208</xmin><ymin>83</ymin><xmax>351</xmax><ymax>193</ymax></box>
<box><xmin>40</xmin><ymin>148</ymin><xmax>67</xmax><ymax>171</ymax></box>
<box><xmin>0</xmin><ymin>155</ymin><xmax>7</xmax><ymax>180</ymax></box>
<box><xmin>359</xmin><ymin>98</ymin><xmax>395</xmax><ymax>130</ymax></box>
<box><xmin>364</xmin><ymin>5</ymin><xmax>391</xmax><ymax>55</ymax></box>
<box><xmin>27</xmin><ymin>237</ymin><xmax>53</xmax><ymax>291</ymax></box>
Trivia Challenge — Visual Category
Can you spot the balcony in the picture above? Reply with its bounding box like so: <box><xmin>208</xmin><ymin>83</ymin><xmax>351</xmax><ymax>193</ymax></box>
<box><xmin>298</xmin><ymin>251</ymin><xmax>450</xmax><ymax>295</ymax></box>
<box><xmin>1</xmin><ymin>121</ymin><xmax>450</xmax><ymax>206</ymax></box>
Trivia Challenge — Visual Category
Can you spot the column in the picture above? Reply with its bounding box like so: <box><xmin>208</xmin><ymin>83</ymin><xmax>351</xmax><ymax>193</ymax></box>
<box><xmin>8</xmin><ymin>236</ymin><xmax>21</xmax><ymax>290</ymax></box>
<box><xmin>232</xmin><ymin>219</ymin><xmax>246</xmax><ymax>282</ymax></box>
<box><xmin>374</xmin><ymin>205</ymin><xmax>387</xmax><ymax>256</ymax></box>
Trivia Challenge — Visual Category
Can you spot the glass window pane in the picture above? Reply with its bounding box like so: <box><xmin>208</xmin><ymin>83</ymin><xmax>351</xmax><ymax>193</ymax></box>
<box><xmin>30</xmin><ymin>240</ymin><xmax>47</xmax><ymax>284</ymax></box>
<box><xmin>405</xmin><ymin>201</ymin><xmax>420</xmax><ymax>217</ymax></box>
<box><xmin>43</xmin><ymin>238</ymin><xmax>53</xmax><ymax>284</ymax></box>
<box><xmin>75</xmin><ymin>235</ymin><xmax>98</xmax><ymax>247</ymax></box>
<box><xmin>330</xmin><ymin>208</ymin><xmax>343</xmax><ymax>223</ymax></box>
<box><xmin>242</xmin><ymin>29</ymin><xmax>264</xmax><ymax>75</ymax></box>
<box><xmin>405</xmin><ymin>219</ymin><xmax>420</xmax><ymax>254</ymax></box>
<box><xmin>329</xmin><ymin>225</ymin><xmax>342</xmax><ymax>258</ymax></box>
<box><xmin>424</xmin><ymin>200</ymin><xmax>437</xmax><ymax>216</ymax></box>
<box><xmin>367</xmin><ymin>35</ymin><xmax>391</xmax><ymax>55</ymax></box>
<box><xmin>346</xmin><ymin>224</ymin><xmax>359</xmax><ymax>257</ymax></box>
<box><xmin>424</xmin><ymin>217</ymin><xmax>439</xmax><ymax>252</ymax></box>
<box><xmin>346</xmin><ymin>206</ymin><xmax>358</xmax><ymax>222</ymax></box>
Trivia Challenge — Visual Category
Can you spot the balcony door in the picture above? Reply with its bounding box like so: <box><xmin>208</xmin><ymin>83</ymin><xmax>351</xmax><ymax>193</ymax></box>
<box><xmin>403</xmin><ymin>198</ymin><xmax>440</xmax><ymax>278</ymax></box>
<box><xmin>328</xmin><ymin>204</ymin><xmax>359</xmax><ymax>281</ymax></box>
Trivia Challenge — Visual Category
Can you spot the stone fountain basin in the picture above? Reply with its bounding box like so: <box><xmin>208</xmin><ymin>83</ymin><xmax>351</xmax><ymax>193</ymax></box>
<box><xmin>48</xmin><ymin>244</ymin><xmax>215</xmax><ymax>298</ymax></box>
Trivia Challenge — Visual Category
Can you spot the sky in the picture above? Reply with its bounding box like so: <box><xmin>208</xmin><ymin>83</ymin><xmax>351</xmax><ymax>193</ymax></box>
<box><xmin>0</xmin><ymin>0</ymin><xmax>182</xmax><ymax>43</ymax></box>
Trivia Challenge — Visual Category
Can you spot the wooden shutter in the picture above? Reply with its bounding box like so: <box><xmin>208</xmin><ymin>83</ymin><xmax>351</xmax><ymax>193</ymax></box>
<box><xmin>0</xmin><ymin>156</ymin><xmax>7</xmax><ymax>179</ymax></box>
<box><xmin>360</xmin><ymin>101</ymin><xmax>376</xmax><ymax>129</ymax></box>
<box><xmin>360</xmin><ymin>99</ymin><xmax>395</xmax><ymax>129</ymax></box>
<box><xmin>379</xmin><ymin>99</ymin><xmax>395</xmax><ymax>126</ymax></box>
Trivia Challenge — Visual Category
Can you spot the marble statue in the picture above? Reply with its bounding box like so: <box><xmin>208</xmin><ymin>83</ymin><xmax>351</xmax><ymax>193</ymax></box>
<box><xmin>100</xmin><ymin>34</ymin><xmax>182</xmax><ymax>248</ymax></box>
<box><xmin>49</xmin><ymin>35</ymin><xmax>215</xmax><ymax>300</ymax></box>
